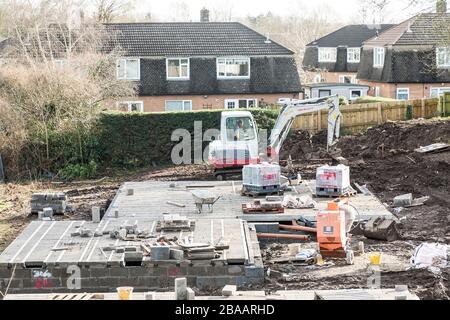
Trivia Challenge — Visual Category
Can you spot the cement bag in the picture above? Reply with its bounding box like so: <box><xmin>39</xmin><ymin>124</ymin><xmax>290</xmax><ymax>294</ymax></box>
<box><xmin>410</xmin><ymin>243</ymin><xmax>448</xmax><ymax>274</ymax></box>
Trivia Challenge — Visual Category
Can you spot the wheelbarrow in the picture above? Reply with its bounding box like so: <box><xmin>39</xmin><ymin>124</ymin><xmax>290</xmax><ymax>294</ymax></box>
<box><xmin>191</xmin><ymin>190</ymin><xmax>221</xmax><ymax>214</ymax></box>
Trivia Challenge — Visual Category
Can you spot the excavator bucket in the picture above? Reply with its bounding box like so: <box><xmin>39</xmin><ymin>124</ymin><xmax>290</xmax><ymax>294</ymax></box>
<box><xmin>362</xmin><ymin>217</ymin><xmax>401</xmax><ymax>242</ymax></box>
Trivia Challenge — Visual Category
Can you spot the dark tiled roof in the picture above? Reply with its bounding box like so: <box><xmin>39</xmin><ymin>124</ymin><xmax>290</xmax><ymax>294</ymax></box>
<box><xmin>306</xmin><ymin>24</ymin><xmax>395</xmax><ymax>47</ymax></box>
<box><xmin>305</xmin><ymin>83</ymin><xmax>369</xmax><ymax>88</ymax></box>
<box><xmin>395</xmin><ymin>13</ymin><xmax>450</xmax><ymax>46</ymax></box>
<box><xmin>102</xmin><ymin>22</ymin><xmax>294</xmax><ymax>56</ymax></box>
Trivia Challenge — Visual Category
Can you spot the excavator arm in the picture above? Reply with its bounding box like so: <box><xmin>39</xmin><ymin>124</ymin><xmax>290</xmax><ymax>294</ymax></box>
<box><xmin>268</xmin><ymin>95</ymin><xmax>341</xmax><ymax>158</ymax></box>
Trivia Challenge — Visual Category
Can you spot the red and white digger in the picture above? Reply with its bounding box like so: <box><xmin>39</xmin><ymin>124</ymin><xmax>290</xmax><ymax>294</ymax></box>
<box><xmin>207</xmin><ymin>95</ymin><xmax>342</xmax><ymax>180</ymax></box>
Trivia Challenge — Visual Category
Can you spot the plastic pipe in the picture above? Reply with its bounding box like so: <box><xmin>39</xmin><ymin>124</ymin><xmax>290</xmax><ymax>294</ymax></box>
<box><xmin>279</xmin><ymin>224</ymin><xmax>317</xmax><ymax>233</ymax></box>
<box><xmin>257</xmin><ymin>233</ymin><xmax>310</xmax><ymax>241</ymax></box>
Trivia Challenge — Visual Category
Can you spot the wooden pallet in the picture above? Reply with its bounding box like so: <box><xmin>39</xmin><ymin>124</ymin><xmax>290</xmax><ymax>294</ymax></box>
<box><xmin>241</xmin><ymin>190</ymin><xmax>284</xmax><ymax>198</ymax></box>
<box><xmin>242</xmin><ymin>204</ymin><xmax>284</xmax><ymax>214</ymax></box>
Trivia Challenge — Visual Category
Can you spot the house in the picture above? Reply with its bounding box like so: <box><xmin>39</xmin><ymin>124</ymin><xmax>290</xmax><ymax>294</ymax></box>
<box><xmin>302</xmin><ymin>24</ymin><xmax>394</xmax><ymax>84</ymax></box>
<box><xmin>104</xmin><ymin>9</ymin><xmax>301</xmax><ymax>112</ymax></box>
<box><xmin>304</xmin><ymin>83</ymin><xmax>369</xmax><ymax>101</ymax></box>
<box><xmin>358</xmin><ymin>1</ymin><xmax>450</xmax><ymax>100</ymax></box>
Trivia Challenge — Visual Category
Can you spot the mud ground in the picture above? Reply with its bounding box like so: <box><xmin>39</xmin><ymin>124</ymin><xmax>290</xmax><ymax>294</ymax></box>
<box><xmin>0</xmin><ymin>118</ymin><xmax>448</xmax><ymax>299</ymax></box>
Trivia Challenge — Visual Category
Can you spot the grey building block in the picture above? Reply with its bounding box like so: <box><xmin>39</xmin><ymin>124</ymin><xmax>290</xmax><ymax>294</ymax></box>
<box><xmin>169</xmin><ymin>249</ymin><xmax>184</xmax><ymax>260</ymax></box>
<box><xmin>253</xmin><ymin>223</ymin><xmax>279</xmax><ymax>234</ymax></box>
<box><xmin>222</xmin><ymin>284</ymin><xmax>237</xmax><ymax>297</ymax></box>
<box><xmin>245</xmin><ymin>266</ymin><xmax>265</xmax><ymax>278</ymax></box>
<box><xmin>145</xmin><ymin>292</ymin><xmax>156</xmax><ymax>300</ymax></box>
<box><xmin>186</xmin><ymin>287</ymin><xmax>195</xmax><ymax>300</ymax></box>
<box><xmin>92</xmin><ymin>207</ymin><xmax>101</xmax><ymax>223</ymax></box>
<box><xmin>175</xmin><ymin>277</ymin><xmax>187</xmax><ymax>300</ymax></box>
<box><xmin>228</xmin><ymin>265</ymin><xmax>244</xmax><ymax>275</ymax></box>
<box><xmin>151</xmin><ymin>246</ymin><xmax>170</xmax><ymax>261</ymax></box>
<box><xmin>43</xmin><ymin>207</ymin><xmax>54</xmax><ymax>218</ymax></box>
<box><xmin>126</xmin><ymin>189</ymin><xmax>134</xmax><ymax>196</ymax></box>
<box><xmin>393</xmin><ymin>193</ymin><xmax>413</xmax><ymax>207</ymax></box>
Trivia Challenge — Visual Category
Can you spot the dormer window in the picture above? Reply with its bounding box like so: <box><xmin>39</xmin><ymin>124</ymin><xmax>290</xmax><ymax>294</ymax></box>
<box><xmin>217</xmin><ymin>57</ymin><xmax>250</xmax><ymax>79</ymax></box>
<box><xmin>347</xmin><ymin>48</ymin><xmax>361</xmax><ymax>63</ymax></box>
<box><xmin>436</xmin><ymin>47</ymin><xmax>450</xmax><ymax>68</ymax></box>
<box><xmin>373</xmin><ymin>47</ymin><xmax>385</xmax><ymax>68</ymax></box>
<box><xmin>318</xmin><ymin>48</ymin><xmax>337</xmax><ymax>62</ymax></box>
<box><xmin>166</xmin><ymin>58</ymin><xmax>190</xmax><ymax>79</ymax></box>
<box><xmin>117</xmin><ymin>58</ymin><xmax>140</xmax><ymax>80</ymax></box>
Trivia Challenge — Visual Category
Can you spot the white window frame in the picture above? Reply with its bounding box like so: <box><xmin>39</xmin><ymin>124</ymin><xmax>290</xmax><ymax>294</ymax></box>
<box><xmin>347</xmin><ymin>48</ymin><xmax>361</xmax><ymax>63</ymax></box>
<box><xmin>430</xmin><ymin>87</ymin><xmax>450</xmax><ymax>98</ymax></box>
<box><xmin>339</xmin><ymin>75</ymin><xmax>357</xmax><ymax>84</ymax></box>
<box><xmin>117</xmin><ymin>101</ymin><xmax>144</xmax><ymax>112</ymax></box>
<box><xmin>396</xmin><ymin>88</ymin><xmax>410</xmax><ymax>100</ymax></box>
<box><xmin>350</xmin><ymin>89</ymin><xmax>363</xmax><ymax>100</ymax></box>
<box><xmin>375</xmin><ymin>86</ymin><xmax>381</xmax><ymax>97</ymax></box>
<box><xmin>318</xmin><ymin>47</ymin><xmax>337</xmax><ymax>63</ymax></box>
<box><xmin>436</xmin><ymin>47</ymin><xmax>450</xmax><ymax>68</ymax></box>
<box><xmin>165</xmin><ymin>100</ymin><xmax>192</xmax><ymax>112</ymax></box>
<box><xmin>117</xmin><ymin>58</ymin><xmax>140</xmax><ymax>80</ymax></box>
<box><xmin>216</xmin><ymin>57</ymin><xmax>251</xmax><ymax>79</ymax></box>
<box><xmin>224</xmin><ymin>99</ymin><xmax>258</xmax><ymax>109</ymax></box>
<box><xmin>166</xmin><ymin>58</ymin><xmax>190</xmax><ymax>80</ymax></box>
<box><xmin>373</xmin><ymin>47</ymin><xmax>385</xmax><ymax>68</ymax></box>
<box><xmin>313</xmin><ymin>74</ymin><xmax>322</xmax><ymax>83</ymax></box>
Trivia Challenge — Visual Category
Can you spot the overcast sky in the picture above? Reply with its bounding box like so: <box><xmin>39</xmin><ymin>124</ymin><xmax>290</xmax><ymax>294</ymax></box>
<box><xmin>131</xmin><ymin>0</ymin><xmax>435</xmax><ymax>24</ymax></box>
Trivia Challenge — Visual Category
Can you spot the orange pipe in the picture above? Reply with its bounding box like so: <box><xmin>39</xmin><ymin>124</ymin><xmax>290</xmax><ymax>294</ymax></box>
<box><xmin>257</xmin><ymin>233</ymin><xmax>310</xmax><ymax>241</ymax></box>
<box><xmin>279</xmin><ymin>224</ymin><xmax>317</xmax><ymax>233</ymax></box>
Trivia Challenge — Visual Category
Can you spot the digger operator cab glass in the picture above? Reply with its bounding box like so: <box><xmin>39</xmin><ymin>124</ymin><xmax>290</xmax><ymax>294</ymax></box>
<box><xmin>226</xmin><ymin>117</ymin><xmax>256</xmax><ymax>142</ymax></box>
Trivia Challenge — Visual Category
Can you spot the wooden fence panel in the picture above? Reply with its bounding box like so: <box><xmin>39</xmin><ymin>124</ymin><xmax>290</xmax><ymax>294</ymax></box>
<box><xmin>292</xmin><ymin>98</ymin><xmax>440</xmax><ymax>133</ymax></box>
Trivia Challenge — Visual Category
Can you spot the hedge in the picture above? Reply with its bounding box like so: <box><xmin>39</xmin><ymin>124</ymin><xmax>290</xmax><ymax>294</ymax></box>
<box><xmin>97</xmin><ymin>108</ymin><xmax>279</xmax><ymax>168</ymax></box>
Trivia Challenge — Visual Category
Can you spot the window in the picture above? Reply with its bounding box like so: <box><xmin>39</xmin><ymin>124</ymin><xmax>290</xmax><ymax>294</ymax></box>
<box><xmin>375</xmin><ymin>86</ymin><xmax>381</xmax><ymax>97</ymax></box>
<box><xmin>396</xmin><ymin>88</ymin><xmax>409</xmax><ymax>100</ymax></box>
<box><xmin>430</xmin><ymin>87</ymin><xmax>450</xmax><ymax>98</ymax></box>
<box><xmin>225</xmin><ymin>117</ymin><xmax>256</xmax><ymax>141</ymax></box>
<box><xmin>224</xmin><ymin>99</ymin><xmax>257</xmax><ymax>109</ymax></box>
<box><xmin>165</xmin><ymin>100</ymin><xmax>192</xmax><ymax>112</ymax></box>
<box><xmin>350</xmin><ymin>90</ymin><xmax>362</xmax><ymax>100</ymax></box>
<box><xmin>166</xmin><ymin>58</ymin><xmax>190</xmax><ymax>79</ymax></box>
<box><xmin>217</xmin><ymin>57</ymin><xmax>250</xmax><ymax>79</ymax></box>
<box><xmin>339</xmin><ymin>75</ymin><xmax>356</xmax><ymax>84</ymax></box>
<box><xmin>318</xmin><ymin>90</ymin><xmax>332</xmax><ymax>98</ymax></box>
<box><xmin>313</xmin><ymin>74</ymin><xmax>322</xmax><ymax>83</ymax></box>
<box><xmin>117</xmin><ymin>58</ymin><xmax>140</xmax><ymax>80</ymax></box>
<box><xmin>318</xmin><ymin>48</ymin><xmax>337</xmax><ymax>62</ymax></box>
<box><xmin>373</xmin><ymin>47</ymin><xmax>385</xmax><ymax>68</ymax></box>
<box><xmin>436</xmin><ymin>47</ymin><xmax>450</xmax><ymax>68</ymax></box>
<box><xmin>347</xmin><ymin>48</ymin><xmax>361</xmax><ymax>63</ymax></box>
<box><xmin>117</xmin><ymin>101</ymin><xmax>144</xmax><ymax>112</ymax></box>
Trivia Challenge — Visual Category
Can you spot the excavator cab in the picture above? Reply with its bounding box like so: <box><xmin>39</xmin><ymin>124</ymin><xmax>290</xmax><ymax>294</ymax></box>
<box><xmin>208</xmin><ymin>111</ymin><xmax>259</xmax><ymax>179</ymax></box>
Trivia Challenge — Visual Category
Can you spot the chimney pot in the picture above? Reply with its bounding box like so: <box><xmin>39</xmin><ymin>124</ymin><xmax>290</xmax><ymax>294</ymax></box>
<box><xmin>200</xmin><ymin>7</ymin><xmax>210</xmax><ymax>22</ymax></box>
<box><xmin>436</xmin><ymin>0</ymin><xmax>447</xmax><ymax>13</ymax></box>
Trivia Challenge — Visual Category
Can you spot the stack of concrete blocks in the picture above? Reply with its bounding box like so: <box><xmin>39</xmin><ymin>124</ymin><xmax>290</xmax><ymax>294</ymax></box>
<box><xmin>31</xmin><ymin>193</ymin><xmax>67</xmax><ymax>214</ymax></box>
<box><xmin>92</xmin><ymin>207</ymin><xmax>101</xmax><ymax>223</ymax></box>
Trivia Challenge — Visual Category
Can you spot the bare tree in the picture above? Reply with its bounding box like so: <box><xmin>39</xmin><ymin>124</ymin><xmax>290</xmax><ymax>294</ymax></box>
<box><xmin>94</xmin><ymin>0</ymin><xmax>133</xmax><ymax>23</ymax></box>
<box><xmin>168</xmin><ymin>0</ymin><xmax>191</xmax><ymax>22</ymax></box>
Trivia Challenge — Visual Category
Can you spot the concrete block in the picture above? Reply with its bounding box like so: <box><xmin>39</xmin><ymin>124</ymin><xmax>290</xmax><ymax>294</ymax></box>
<box><xmin>124</xmin><ymin>251</ymin><xmax>143</xmax><ymax>262</ymax></box>
<box><xmin>185</xmin><ymin>287</ymin><xmax>195</xmax><ymax>300</ymax></box>
<box><xmin>175</xmin><ymin>277</ymin><xmax>187</xmax><ymax>300</ymax></box>
<box><xmin>169</xmin><ymin>249</ymin><xmax>184</xmax><ymax>260</ymax></box>
<box><xmin>43</xmin><ymin>207</ymin><xmax>54</xmax><ymax>218</ymax></box>
<box><xmin>395</xmin><ymin>285</ymin><xmax>408</xmax><ymax>292</ymax></box>
<box><xmin>114</xmin><ymin>210</ymin><xmax>119</xmax><ymax>218</ymax></box>
<box><xmin>145</xmin><ymin>292</ymin><xmax>156</xmax><ymax>300</ymax></box>
<box><xmin>151</xmin><ymin>246</ymin><xmax>170</xmax><ymax>261</ymax></box>
<box><xmin>228</xmin><ymin>265</ymin><xmax>244</xmax><ymax>275</ymax></box>
<box><xmin>92</xmin><ymin>207</ymin><xmax>101</xmax><ymax>223</ymax></box>
<box><xmin>253</xmin><ymin>223</ymin><xmax>279</xmax><ymax>234</ymax></box>
<box><xmin>245</xmin><ymin>266</ymin><xmax>265</xmax><ymax>278</ymax></box>
<box><xmin>222</xmin><ymin>284</ymin><xmax>237</xmax><ymax>297</ymax></box>
<box><xmin>126</xmin><ymin>189</ymin><xmax>134</xmax><ymax>196</ymax></box>
<box><xmin>393</xmin><ymin>193</ymin><xmax>413</xmax><ymax>207</ymax></box>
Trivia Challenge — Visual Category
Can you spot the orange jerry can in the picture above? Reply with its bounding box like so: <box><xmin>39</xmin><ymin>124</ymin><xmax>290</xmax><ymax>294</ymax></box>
<box><xmin>317</xmin><ymin>201</ymin><xmax>348</xmax><ymax>257</ymax></box>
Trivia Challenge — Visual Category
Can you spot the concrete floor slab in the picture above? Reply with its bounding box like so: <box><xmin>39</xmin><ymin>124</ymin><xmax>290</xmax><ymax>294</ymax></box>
<box><xmin>104</xmin><ymin>180</ymin><xmax>392</xmax><ymax>223</ymax></box>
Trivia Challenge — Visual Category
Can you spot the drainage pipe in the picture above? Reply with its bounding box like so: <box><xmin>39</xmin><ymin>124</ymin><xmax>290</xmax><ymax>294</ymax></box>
<box><xmin>257</xmin><ymin>233</ymin><xmax>310</xmax><ymax>241</ymax></box>
<box><xmin>279</xmin><ymin>224</ymin><xmax>317</xmax><ymax>233</ymax></box>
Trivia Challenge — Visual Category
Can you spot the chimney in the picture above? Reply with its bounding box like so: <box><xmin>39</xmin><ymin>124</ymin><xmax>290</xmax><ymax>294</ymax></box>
<box><xmin>200</xmin><ymin>7</ymin><xmax>210</xmax><ymax>22</ymax></box>
<box><xmin>436</xmin><ymin>0</ymin><xmax>447</xmax><ymax>13</ymax></box>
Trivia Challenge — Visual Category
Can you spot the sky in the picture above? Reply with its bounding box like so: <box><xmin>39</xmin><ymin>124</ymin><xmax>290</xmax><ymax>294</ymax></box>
<box><xmin>130</xmin><ymin>0</ymin><xmax>435</xmax><ymax>24</ymax></box>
